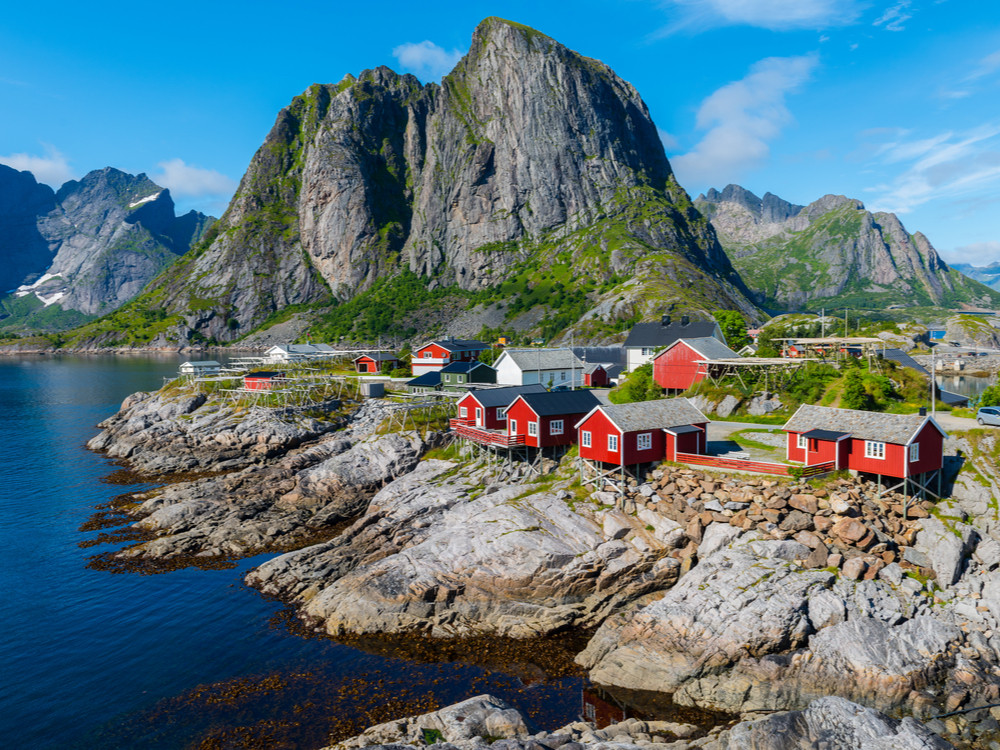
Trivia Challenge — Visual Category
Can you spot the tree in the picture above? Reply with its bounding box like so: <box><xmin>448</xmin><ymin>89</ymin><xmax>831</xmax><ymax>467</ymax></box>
<box><xmin>478</xmin><ymin>347</ymin><xmax>501</xmax><ymax>366</ymax></box>
<box><xmin>756</xmin><ymin>326</ymin><xmax>782</xmax><ymax>358</ymax></box>
<box><xmin>841</xmin><ymin>369</ymin><xmax>874</xmax><ymax>410</ymax></box>
<box><xmin>713</xmin><ymin>310</ymin><xmax>751</xmax><ymax>350</ymax></box>
<box><xmin>978</xmin><ymin>385</ymin><xmax>1000</xmax><ymax>408</ymax></box>
<box><xmin>609</xmin><ymin>363</ymin><xmax>662</xmax><ymax>403</ymax></box>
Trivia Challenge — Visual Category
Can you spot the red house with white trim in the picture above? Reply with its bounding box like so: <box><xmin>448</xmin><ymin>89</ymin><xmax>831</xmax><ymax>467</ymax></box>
<box><xmin>412</xmin><ymin>338</ymin><xmax>488</xmax><ymax>375</ymax></box>
<box><xmin>576</xmin><ymin>398</ymin><xmax>709</xmax><ymax>466</ymax></box>
<box><xmin>453</xmin><ymin>384</ymin><xmax>547</xmax><ymax>430</ymax></box>
<box><xmin>505</xmin><ymin>390</ymin><xmax>601</xmax><ymax>449</ymax></box>
<box><xmin>353</xmin><ymin>352</ymin><xmax>402</xmax><ymax>373</ymax></box>
<box><xmin>583</xmin><ymin>363</ymin><xmax>611</xmax><ymax>387</ymax></box>
<box><xmin>244</xmin><ymin>371</ymin><xmax>285</xmax><ymax>391</ymax></box>
<box><xmin>782</xmin><ymin>404</ymin><xmax>947</xmax><ymax>479</ymax></box>
<box><xmin>652</xmin><ymin>337</ymin><xmax>740</xmax><ymax>391</ymax></box>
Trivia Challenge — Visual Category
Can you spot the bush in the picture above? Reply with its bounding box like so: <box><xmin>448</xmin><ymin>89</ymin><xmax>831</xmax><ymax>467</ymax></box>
<box><xmin>609</xmin><ymin>364</ymin><xmax>661</xmax><ymax>403</ymax></box>
<box><xmin>389</xmin><ymin>367</ymin><xmax>411</xmax><ymax>378</ymax></box>
<box><xmin>978</xmin><ymin>385</ymin><xmax>1000</xmax><ymax>408</ymax></box>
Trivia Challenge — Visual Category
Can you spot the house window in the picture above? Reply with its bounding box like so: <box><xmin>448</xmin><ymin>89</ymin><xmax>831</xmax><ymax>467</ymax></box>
<box><xmin>459</xmin><ymin>406</ymin><xmax>467</xmax><ymax>418</ymax></box>
<box><xmin>637</xmin><ymin>432</ymin><xmax>652</xmax><ymax>451</ymax></box>
<box><xmin>797</xmin><ymin>434</ymin><xmax>807</xmax><ymax>450</ymax></box>
<box><xmin>865</xmin><ymin>440</ymin><xmax>886</xmax><ymax>459</ymax></box>
<box><xmin>910</xmin><ymin>443</ymin><xmax>920</xmax><ymax>462</ymax></box>
<box><xmin>550</xmin><ymin>420</ymin><xmax>564</xmax><ymax>435</ymax></box>
<box><xmin>582</xmin><ymin>431</ymin><xmax>592</xmax><ymax>448</ymax></box>
<box><xmin>423</xmin><ymin>352</ymin><xmax>431</xmax><ymax>358</ymax></box>
<box><xmin>560</xmin><ymin>371</ymin><xmax>567</xmax><ymax>381</ymax></box>
<box><xmin>444</xmin><ymin>374</ymin><xmax>451</xmax><ymax>382</ymax></box>
<box><xmin>528</xmin><ymin>421</ymin><xmax>538</xmax><ymax>437</ymax></box>
<box><xmin>641</xmin><ymin>347</ymin><xmax>655</xmax><ymax>356</ymax></box>
<box><xmin>608</xmin><ymin>434</ymin><xmax>619</xmax><ymax>452</ymax></box>
<box><xmin>496</xmin><ymin>407</ymin><xmax>506</xmax><ymax>420</ymax></box>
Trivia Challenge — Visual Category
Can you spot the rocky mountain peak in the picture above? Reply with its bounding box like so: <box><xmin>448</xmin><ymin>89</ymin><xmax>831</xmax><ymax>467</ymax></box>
<box><xmin>0</xmin><ymin>165</ymin><xmax>57</xmax><ymax>292</ymax></box>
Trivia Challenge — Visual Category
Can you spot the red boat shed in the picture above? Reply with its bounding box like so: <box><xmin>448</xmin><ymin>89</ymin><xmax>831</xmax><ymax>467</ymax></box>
<box><xmin>506</xmin><ymin>390</ymin><xmax>601</xmax><ymax>448</ymax></box>
<box><xmin>576</xmin><ymin>398</ymin><xmax>709</xmax><ymax>466</ymax></box>
<box><xmin>652</xmin><ymin>337</ymin><xmax>740</xmax><ymax>391</ymax></box>
<box><xmin>244</xmin><ymin>371</ymin><xmax>284</xmax><ymax>391</ymax></box>
<box><xmin>353</xmin><ymin>352</ymin><xmax>401</xmax><ymax>373</ymax></box>
<box><xmin>782</xmin><ymin>404</ymin><xmax>947</xmax><ymax>480</ymax></box>
<box><xmin>583</xmin><ymin>363</ymin><xmax>610</xmax><ymax>387</ymax></box>
<box><xmin>454</xmin><ymin>384</ymin><xmax>547</xmax><ymax>430</ymax></box>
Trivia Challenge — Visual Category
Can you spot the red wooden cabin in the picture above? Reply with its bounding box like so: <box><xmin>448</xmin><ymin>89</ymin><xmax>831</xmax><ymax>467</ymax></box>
<box><xmin>652</xmin><ymin>337</ymin><xmax>739</xmax><ymax>391</ymax></box>
<box><xmin>782</xmin><ymin>405</ymin><xmax>946</xmax><ymax>479</ymax></box>
<box><xmin>244</xmin><ymin>371</ymin><xmax>284</xmax><ymax>391</ymax></box>
<box><xmin>505</xmin><ymin>390</ymin><xmax>601</xmax><ymax>449</ymax></box>
<box><xmin>353</xmin><ymin>352</ymin><xmax>401</xmax><ymax>373</ymax></box>
<box><xmin>583</xmin><ymin>363</ymin><xmax>610</xmax><ymax>387</ymax></box>
<box><xmin>576</xmin><ymin>398</ymin><xmax>708</xmax><ymax>466</ymax></box>
<box><xmin>453</xmin><ymin>384</ymin><xmax>547</xmax><ymax>430</ymax></box>
<box><xmin>412</xmin><ymin>338</ymin><xmax>488</xmax><ymax>375</ymax></box>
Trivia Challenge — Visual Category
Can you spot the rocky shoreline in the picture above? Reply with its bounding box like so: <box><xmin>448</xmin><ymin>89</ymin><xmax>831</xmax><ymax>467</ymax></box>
<box><xmin>84</xmin><ymin>383</ymin><xmax>1000</xmax><ymax>748</ymax></box>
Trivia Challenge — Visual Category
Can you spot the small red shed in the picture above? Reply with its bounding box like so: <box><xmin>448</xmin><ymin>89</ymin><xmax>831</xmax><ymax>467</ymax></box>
<box><xmin>652</xmin><ymin>337</ymin><xmax>740</xmax><ymax>391</ymax></box>
<box><xmin>583</xmin><ymin>363</ymin><xmax>610</xmax><ymax>387</ymax></box>
<box><xmin>576</xmin><ymin>398</ymin><xmax>709</xmax><ymax>466</ymax></box>
<box><xmin>506</xmin><ymin>390</ymin><xmax>601</xmax><ymax>448</ymax></box>
<box><xmin>353</xmin><ymin>352</ymin><xmax>401</xmax><ymax>373</ymax></box>
<box><xmin>454</xmin><ymin>384</ymin><xmax>547</xmax><ymax>429</ymax></box>
<box><xmin>244</xmin><ymin>371</ymin><xmax>285</xmax><ymax>391</ymax></box>
<box><xmin>782</xmin><ymin>404</ymin><xmax>947</xmax><ymax>479</ymax></box>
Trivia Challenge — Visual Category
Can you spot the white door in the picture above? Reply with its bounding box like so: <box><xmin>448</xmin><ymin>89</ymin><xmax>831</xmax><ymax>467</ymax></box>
<box><xmin>476</xmin><ymin>408</ymin><xmax>483</xmax><ymax>426</ymax></box>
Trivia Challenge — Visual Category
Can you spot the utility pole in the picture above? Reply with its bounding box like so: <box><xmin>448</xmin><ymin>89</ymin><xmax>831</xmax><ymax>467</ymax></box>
<box><xmin>821</xmin><ymin>308</ymin><xmax>825</xmax><ymax>338</ymax></box>
<box><xmin>931</xmin><ymin>345</ymin><xmax>936</xmax><ymax>416</ymax></box>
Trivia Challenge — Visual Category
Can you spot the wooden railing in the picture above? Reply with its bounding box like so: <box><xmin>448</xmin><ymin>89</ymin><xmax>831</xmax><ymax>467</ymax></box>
<box><xmin>675</xmin><ymin>452</ymin><xmax>834</xmax><ymax>477</ymax></box>
<box><xmin>451</xmin><ymin>423</ymin><xmax>525</xmax><ymax>447</ymax></box>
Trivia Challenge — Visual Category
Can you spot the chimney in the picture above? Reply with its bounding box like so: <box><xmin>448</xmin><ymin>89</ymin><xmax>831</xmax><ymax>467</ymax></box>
<box><xmin>919</xmin><ymin>407</ymin><xmax>927</xmax><ymax>416</ymax></box>
<box><xmin>681</xmin><ymin>315</ymin><xmax>690</xmax><ymax>326</ymax></box>
<box><xmin>661</xmin><ymin>314</ymin><xmax>671</xmax><ymax>327</ymax></box>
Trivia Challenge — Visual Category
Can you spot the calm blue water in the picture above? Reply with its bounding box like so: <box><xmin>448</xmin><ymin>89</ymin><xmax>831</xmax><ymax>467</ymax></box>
<box><xmin>0</xmin><ymin>354</ymin><xmax>585</xmax><ymax>748</ymax></box>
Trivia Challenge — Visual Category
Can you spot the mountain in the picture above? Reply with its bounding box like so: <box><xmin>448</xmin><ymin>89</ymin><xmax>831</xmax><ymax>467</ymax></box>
<box><xmin>953</xmin><ymin>262</ymin><xmax>1000</xmax><ymax>292</ymax></box>
<box><xmin>73</xmin><ymin>17</ymin><xmax>756</xmax><ymax>348</ymax></box>
<box><xmin>0</xmin><ymin>167</ymin><xmax>213</xmax><ymax>331</ymax></box>
<box><xmin>696</xmin><ymin>185</ymin><xmax>1000</xmax><ymax>311</ymax></box>
<box><xmin>0</xmin><ymin>165</ymin><xmax>57</xmax><ymax>293</ymax></box>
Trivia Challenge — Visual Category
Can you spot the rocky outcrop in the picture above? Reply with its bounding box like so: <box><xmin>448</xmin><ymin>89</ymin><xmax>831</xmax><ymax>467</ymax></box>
<box><xmin>697</xmin><ymin>184</ymin><xmax>1000</xmax><ymax>310</ymax></box>
<box><xmin>121</xmin><ymin>17</ymin><xmax>756</xmax><ymax>345</ymax></box>
<box><xmin>248</xmin><ymin>461</ymin><xmax>682</xmax><ymax>638</ymax></box>
<box><xmin>1</xmin><ymin>167</ymin><xmax>213</xmax><ymax>328</ymax></box>
<box><xmin>86</xmin><ymin>386</ymin><xmax>344</xmax><ymax>475</ymax></box>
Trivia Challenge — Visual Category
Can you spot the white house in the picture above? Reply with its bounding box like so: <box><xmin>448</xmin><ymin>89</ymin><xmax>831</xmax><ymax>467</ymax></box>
<box><xmin>493</xmin><ymin>348</ymin><xmax>585</xmax><ymax>389</ymax></box>
<box><xmin>179</xmin><ymin>360</ymin><xmax>221</xmax><ymax>377</ymax></box>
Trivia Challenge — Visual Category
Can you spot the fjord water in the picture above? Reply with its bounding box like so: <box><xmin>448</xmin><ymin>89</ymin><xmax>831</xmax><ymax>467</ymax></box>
<box><xmin>0</xmin><ymin>355</ymin><xmax>583</xmax><ymax>748</ymax></box>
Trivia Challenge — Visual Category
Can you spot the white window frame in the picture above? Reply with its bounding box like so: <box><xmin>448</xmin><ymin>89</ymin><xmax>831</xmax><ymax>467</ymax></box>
<box><xmin>496</xmin><ymin>407</ymin><xmax>506</xmax><ymax>420</ymax></box>
<box><xmin>797</xmin><ymin>434</ymin><xmax>807</xmax><ymax>450</ymax></box>
<box><xmin>865</xmin><ymin>440</ymin><xmax>886</xmax><ymax>459</ymax></box>
<box><xmin>528</xmin><ymin>421</ymin><xmax>538</xmax><ymax>437</ymax></box>
<box><xmin>550</xmin><ymin>419</ymin><xmax>564</xmax><ymax>435</ymax></box>
<box><xmin>608</xmin><ymin>434</ymin><xmax>619</xmax><ymax>452</ymax></box>
<box><xmin>459</xmin><ymin>406</ymin><xmax>467</xmax><ymax>418</ymax></box>
<box><xmin>423</xmin><ymin>351</ymin><xmax>432</xmax><ymax>358</ymax></box>
<box><xmin>582</xmin><ymin>430</ymin><xmax>592</xmax><ymax>448</ymax></box>
<box><xmin>637</xmin><ymin>432</ymin><xmax>652</xmax><ymax>451</ymax></box>
<box><xmin>909</xmin><ymin>443</ymin><xmax>919</xmax><ymax>462</ymax></box>
<box><xmin>641</xmin><ymin>347</ymin><xmax>655</xmax><ymax>356</ymax></box>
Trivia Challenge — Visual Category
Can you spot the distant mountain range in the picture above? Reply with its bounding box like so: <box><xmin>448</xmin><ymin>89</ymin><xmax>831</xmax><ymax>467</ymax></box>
<box><xmin>951</xmin><ymin>262</ymin><xmax>1000</xmax><ymax>292</ymax></box>
<box><xmin>696</xmin><ymin>184</ymin><xmax>1000</xmax><ymax>312</ymax></box>
<box><xmin>0</xmin><ymin>165</ymin><xmax>213</xmax><ymax>332</ymax></box>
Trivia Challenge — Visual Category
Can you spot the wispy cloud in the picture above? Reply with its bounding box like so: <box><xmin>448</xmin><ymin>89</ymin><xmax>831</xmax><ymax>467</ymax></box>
<box><xmin>866</xmin><ymin>125</ymin><xmax>1000</xmax><ymax>214</ymax></box>
<box><xmin>873</xmin><ymin>1</ymin><xmax>912</xmax><ymax>32</ymax></box>
<box><xmin>153</xmin><ymin>159</ymin><xmax>236</xmax><ymax>202</ymax></box>
<box><xmin>0</xmin><ymin>145</ymin><xmax>75</xmax><ymax>187</ymax></box>
<box><xmin>967</xmin><ymin>50</ymin><xmax>1000</xmax><ymax>82</ymax></box>
<box><xmin>937</xmin><ymin>50</ymin><xmax>1000</xmax><ymax>101</ymax></box>
<box><xmin>657</xmin><ymin>127</ymin><xmax>679</xmax><ymax>151</ymax></box>
<box><xmin>671</xmin><ymin>55</ymin><xmax>818</xmax><ymax>186</ymax></box>
<box><xmin>941</xmin><ymin>241</ymin><xmax>1000</xmax><ymax>266</ymax></box>
<box><xmin>655</xmin><ymin>0</ymin><xmax>861</xmax><ymax>34</ymax></box>
<box><xmin>392</xmin><ymin>41</ymin><xmax>464</xmax><ymax>81</ymax></box>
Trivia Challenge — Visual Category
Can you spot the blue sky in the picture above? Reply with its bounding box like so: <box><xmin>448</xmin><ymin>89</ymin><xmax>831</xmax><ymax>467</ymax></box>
<box><xmin>1</xmin><ymin>0</ymin><xmax>998</xmax><ymax>265</ymax></box>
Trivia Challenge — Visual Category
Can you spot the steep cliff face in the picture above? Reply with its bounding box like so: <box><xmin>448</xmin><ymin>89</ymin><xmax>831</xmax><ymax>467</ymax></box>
<box><xmin>1</xmin><ymin>167</ymin><xmax>213</xmax><ymax>330</ymax></box>
<box><xmin>0</xmin><ymin>165</ymin><xmax>56</xmax><ymax>293</ymax></box>
<box><xmin>697</xmin><ymin>184</ymin><xmax>1000</xmax><ymax>311</ymax></box>
<box><xmin>123</xmin><ymin>17</ymin><xmax>755</xmax><ymax>346</ymax></box>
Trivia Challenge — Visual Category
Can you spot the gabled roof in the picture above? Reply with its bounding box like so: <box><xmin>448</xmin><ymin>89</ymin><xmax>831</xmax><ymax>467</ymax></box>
<box><xmin>658</xmin><ymin>336</ymin><xmax>740</xmax><ymax>361</ymax></box>
<box><xmin>354</xmin><ymin>351</ymin><xmax>400</xmax><ymax>362</ymax></box>
<box><xmin>496</xmin><ymin>348</ymin><xmax>584</xmax><ymax>371</ymax></box>
<box><xmin>267</xmin><ymin>344</ymin><xmax>318</xmax><ymax>354</ymax></box>
<box><xmin>583</xmin><ymin>363</ymin><xmax>607</xmax><ymax>374</ymax></box>
<box><xmin>417</xmin><ymin>338</ymin><xmax>487</xmax><ymax>353</ymax></box>
<box><xmin>624</xmin><ymin>320</ymin><xmax>720</xmax><ymax>348</ymax></box>
<box><xmin>462</xmin><ymin>384</ymin><xmax>546</xmax><ymax>408</ymax></box>
<box><xmin>181</xmin><ymin>360</ymin><xmax>220</xmax><ymax>368</ymax></box>
<box><xmin>577</xmin><ymin>398</ymin><xmax>709</xmax><ymax>433</ymax></box>
<box><xmin>440</xmin><ymin>360</ymin><xmax>494</xmax><ymax>374</ymax></box>
<box><xmin>782</xmin><ymin>404</ymin><xmax>947</xmax><ymax>445</ymax></box>
<box><xmin>513</xmin><ymin>389</ymin><xmax>601</xmax><ymax>417</ymax></box>
<box><xmin>407</xmin><ymin>371</ymin><xmax>442</xmax><ymax>388</ymax></box>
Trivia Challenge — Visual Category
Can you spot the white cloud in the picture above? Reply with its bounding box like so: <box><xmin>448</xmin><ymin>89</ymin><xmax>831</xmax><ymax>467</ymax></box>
<box><xmin>153</xmin><ymin>158</ymin><xmax>236</xmax><ymax>200</ymax></box>
<box><xmin>873</xmin><ymin>1</ymin><xmax>912</xmax><ymax>32</ymax></box>
<box><xmin>0</xmin><ymin>145</ymin><xmax>75</xmax><ymax>188</ymax></box>
<box><xmin>655</xmin><ymin>0</ymin><xmax>861</xmax><ymax>34</ymax></box>
<box><xmin>941</xmin><ymin>241</ymin><xmax>1000</xmax><ymax>266</ymax></box>
<box><xmin>671</xmin><ymin>55</ymin><xmax>818</xmax><ymax>186</ymax></box>
<box><xmin>392</xmin><ymin>41</ymin><xmax>465</xmax><ymax>81</ymax></box>
<box><xmin>866</xmin><ymin>125</ymin><xmax>1000</xmax><ymax>214</ymax></box>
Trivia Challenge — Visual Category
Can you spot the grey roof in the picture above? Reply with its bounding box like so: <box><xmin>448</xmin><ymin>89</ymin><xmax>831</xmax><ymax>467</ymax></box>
<box><xmin>354</xmin><ymin>351</ymin><xmax>400</xmax><ymax>362</ymax></box>
<box><xmin>589</xmin><ymin>398</ymin><xmax>709</xmax><ymax>433</ymax></box>
<box><xmin>500</xmin><ymin>348</ymin><xmax>584</xmax><ymax>371</ymax></box>
<box><xmin>517</xmin><ymin>390</ymin><xmax>601</xmax><ymax>417</ymax></box>
<box><xmin>271</xmin><ymin>344</ymin><xmax>317</xmax><ymax>354</ymax></box>
<box><xmin>782</xmin><ymin>404</ymin><xmax>946</xmax><ymax>444</ymax></box>
<box><xmin>802</xmin><ymin>429</ymin><xmax>851</xmax><ymax>441</ymax></box>
<box><xmin>467</xmin><ymin>384</ymin><xmax>546</xmax><ymax>408</ymax></box>
<box><xmin>939</xmin><ymin>389</ymin><xmax>969</xmax><ymax>407</ymax></box>
<box><xmin>583</xmin><ymin>363</ymin><xmax>606</xmax><ymax>374</ymax></box>
<box><xmin>181</xmin><ymin>360</ymin><xmax>220</xmax><ymax>367</ymax></box>
<box><xmin>440</xmin><ymin>360</ymin><xmax>494</xmax><ymax>374</ymax></box>
<box><xmin>423</xmin><ymin>338</ymin><xmax>487</xmax><ymax>352</ymax></box>
<box><xmin>669</xmin><ymin>337</ymin><xmax>740</xmax><ymax>361</ymax></box>
<box><xmin>407</xmin><ymin>372</ymin><xmax>442</xmax><ymax>388</ymax></box>
<box><xmin>624</xmin><ymin>320</ymin><xmax>720</xmax><ymax>348</ymax></box>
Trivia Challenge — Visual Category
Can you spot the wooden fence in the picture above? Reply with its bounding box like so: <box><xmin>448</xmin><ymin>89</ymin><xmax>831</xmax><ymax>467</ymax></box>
<box><xmin>675</xmin><ymin>452</ymin><xmax>834</xmax><ymax>477</ymax></box>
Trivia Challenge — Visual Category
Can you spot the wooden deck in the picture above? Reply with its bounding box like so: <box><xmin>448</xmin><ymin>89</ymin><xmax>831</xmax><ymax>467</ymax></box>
<box><xmin>450</xmin><ymin>421</ymin><xmax>525</xmax><ymax>447</ymax></box>
<box><xmin>676</xmin><ymin>452</ymin><xmax>834</xmax><ymax>477</ymax></box>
